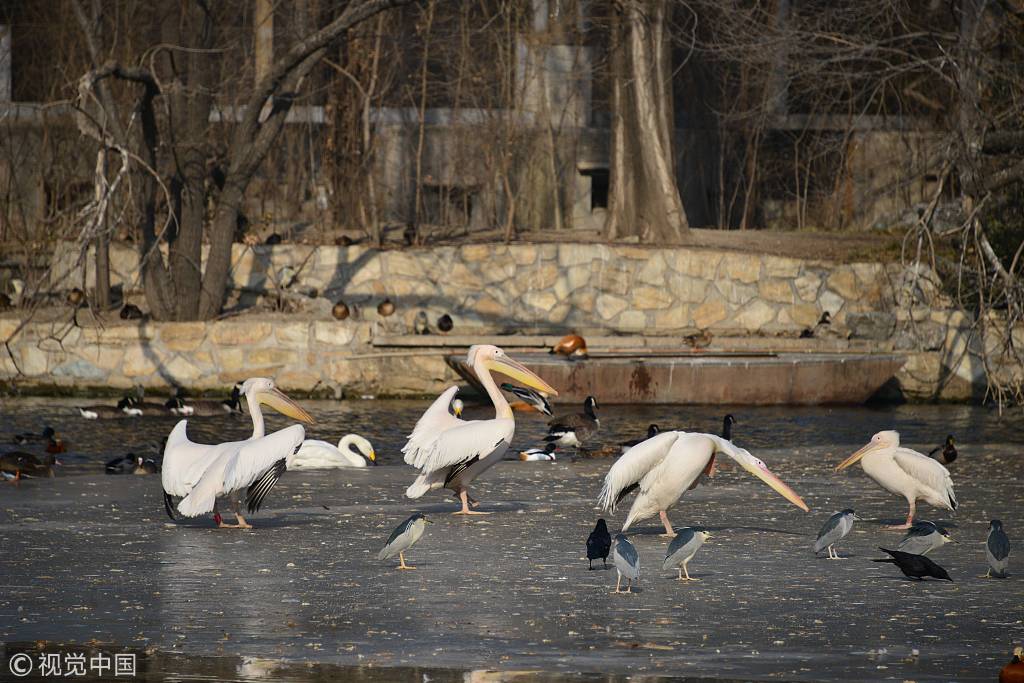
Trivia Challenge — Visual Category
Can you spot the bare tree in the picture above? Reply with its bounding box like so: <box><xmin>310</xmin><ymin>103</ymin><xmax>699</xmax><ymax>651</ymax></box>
<box><xmin>605</xmin><ymin>0</ymin><xmax>690</xmax><ymax>241</ymax></box>
<box><xmin>71</xmin><ymin>0</ymin><xmax>412</xmax><ymax>321</ymax></box>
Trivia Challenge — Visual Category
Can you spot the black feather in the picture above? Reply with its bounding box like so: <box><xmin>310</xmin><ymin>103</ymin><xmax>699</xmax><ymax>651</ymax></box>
<box><xmin>445</xmin><ymin>456</ymin><xmax>479</xmax><ymax>488</ymax></box>
<box><xmin>873</xmin><ymin>547</ymin><xmax>953</xmax><ymax>581</ymax></box>
<box><xmin>615</xmin><ymin>482</ymin><xmax>640</xmax><ymax>506</ymax></box>
<box><xmin>163</xmin><ymin>491</ymin><xmax>177</xmax><ymax>521</ymax></box>
<box><xmin>246</xmin><ymin>458</ymin><xmax>287</xmax><ymax>513</ymax></box>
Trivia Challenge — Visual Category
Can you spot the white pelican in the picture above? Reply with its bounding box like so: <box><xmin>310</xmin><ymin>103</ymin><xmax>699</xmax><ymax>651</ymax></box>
<box><xmin>599</xmin><ymin>431</ymin><xmax>809</xmax><ymax>537</ymax></box>
<box><xmin>289</xmin><ymin>434</ymin><xmax>376</xmax><ymax>469</ymax></box>
<box><xmin>836</xmin><ymin>430</ymin><xmax>957</xmax><ymax>529</ymax></box>
<box><xmin>161</xmin><ymin>377</ymin><xmax>314</xmax><ymax>528</ymax></box>
<box><xmin>403</xmin><ymin>344</ymin><xmax>558</xmax><ymax>514</ymax></box>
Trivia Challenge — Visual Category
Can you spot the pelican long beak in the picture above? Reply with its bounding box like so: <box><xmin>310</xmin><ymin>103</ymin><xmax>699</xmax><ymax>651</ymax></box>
<box><xmin>257</xmin><ymin>387</ymin><xmax>315</xmax><ymax>424</ymax></box>
<box><xmin>486</xmin><ymin>356</ymin><xmax>559</xmax><ymax>396</ymax></box>
<box><xmin>738</xmin><ymin>456</ymin><xmax>810</xmax><ymax>512</ymax></box>
<box><xmin>835</xmin><ymin>442</ymin><xmax>881</xmax><ymax>472</ymax></box>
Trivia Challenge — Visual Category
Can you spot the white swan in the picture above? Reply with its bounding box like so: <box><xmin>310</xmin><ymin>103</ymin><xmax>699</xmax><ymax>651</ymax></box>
<box><xmin>289</xmin><ymin>434</ymin><xmax>376</xmax><ymax>469</ymax></box>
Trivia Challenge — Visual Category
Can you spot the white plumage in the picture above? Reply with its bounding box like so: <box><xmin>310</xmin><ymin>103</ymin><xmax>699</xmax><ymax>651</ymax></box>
<box><xmin>161</xmin><ymin>377</ymin><xmax>314</xmax><ymax>528</ymax></box>
<box><xmin>836</xmin><ymin>430</ymin><xmax>956</xmax><ymax>529</ymax></box>
<box><xmin>600</xmin><ymin>431</ymin><xmax>809</xmax><ymax>536</ymax></box>
<box><xmin>402</xmin><ymin>345</ymin><xmax>558</xmax><ymax>514</ymax></box>
<box><xmin>290</xmin><ymin>434</ymin><xmax>375</xmax><ymax>469</ymax></box>
<box><xmin>176</xmin><ymin>425</ymin><xmax>305</xmax><ymax>517</ymax></box>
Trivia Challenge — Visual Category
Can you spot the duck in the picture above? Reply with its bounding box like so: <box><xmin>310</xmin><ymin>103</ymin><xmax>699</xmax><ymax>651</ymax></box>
<box><xmin>289</xmin><ymin>434</ymin><xmax>376</xmax><ymax>469</ymax></box>
<box><xmin>14</xmin><ymin>426</ymin><xmax>56</xmax><ymax>445</ymax></box>
<box><xmin>619</xmin><ymin>424</ymin><xmax>660</xmax><ymax>454</ymax></box>
<box><xmin>133</xmin><ymin>455</ymin><xmax>160</xmax><ymax>474</ymax></box>
<box><xmin>14</xmin><ymin>426</ymin><xmax>66</xmax><ymax>453</ymax></box>
<box><xmin>928</xmin><ymin>434</ymin><xmax>957</xmax><ymax>465</ymax></box>
<box><xmin>501</xmin><ymin>382</ymin><xmax>553</xmax><ymax>415</ymax></box>
<box><xmin>545</xmin><ymin>396</ymin><xmax>600</xmax><ymax>450</ymax></box>
<box><xmin>683</xmin><ymin>329</ymin><xmax>713</xmax><ymax>350</ymax></box>
<box><xmin>1</xmin><ymin>451</ymin><xmax>60</xmax><ymax>481</ymax></box>
<box><xmin>550</xmin><ymin>334</ymin><xmax>588</xmax><ymax>359</ymax></box>
<box><xmin>413</xmin><ymin>311</ymin><xmax>430</xmax><ymax>335</ymax></box>
<box><xmin>518</xmin><ymin>443</ymin><xmax>557</xmax><ymax>461</ymax></box>
<box><xmin>78</xmin><ymin>398</ymin><xmax>143</xmax><ymax>419</ymax></box>
<box><xmin>120</xmin><ymin>303</ymin><xmax>144</xmax><ymax>320</ymax></box>
<box><xmin>105</xmin><ymin>453</ymin><xmax>138</xmax><ymax>474</ymax></box>
<box><xmin>332</xmin><ymin>300</ymin><xmax>350</xmax><ymax>320</ymax></box>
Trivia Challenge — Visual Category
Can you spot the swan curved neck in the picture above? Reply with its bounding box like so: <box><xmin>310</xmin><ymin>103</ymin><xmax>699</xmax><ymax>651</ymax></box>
<box><xmin>245</xmin><ymin>391</ymin><xmax>265</xmax><ymax>439</ymax></box>
<box><xmin>474</xmin><ymin>357</ymin><xmax>512</xmax><ymax>419</ymax></box>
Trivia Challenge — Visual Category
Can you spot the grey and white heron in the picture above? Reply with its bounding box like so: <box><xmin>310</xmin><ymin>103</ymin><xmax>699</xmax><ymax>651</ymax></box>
<box><xmin>612</xmin><ymin>533</ymin><xmax>640</xmax><ymax>594</ymax></box>
<box><xmin>813</xmin><ymin>509</ymin><xmax>859</xmax><ymax>559</ymax></box>
<box><xmin>986</xmin><ymin>519</ymin><xmax>1010</xmax><ymax>578</ymax></box>
<box><xmin>600</xmin><ymin>432</ymin><xmax>809</xmax><ymax>537</ymax></box>
<box><xmin>896</xmin><ymin>521</ymin><xmax>955</xmax><ymax>555</ymax></box>
<box><xmin>663</xmin><ymin>527</ymin><xmax>711</xmax><ymax>581</ymax></box>
<box><xmin>836</xmin><ymin>430</ymin><xmax>957</xmax><ymax>529</ymax></box>
<box><xmin>378</xmin><ymin>513</ymin><xmax>432</xmax><ymax>570</ymax></box>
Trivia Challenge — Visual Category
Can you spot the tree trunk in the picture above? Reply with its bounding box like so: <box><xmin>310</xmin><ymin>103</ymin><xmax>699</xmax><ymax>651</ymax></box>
<box><xmin>605</xmin><ymin>0</ymin><xmax>689</xmax><ymax>242</ymax></box>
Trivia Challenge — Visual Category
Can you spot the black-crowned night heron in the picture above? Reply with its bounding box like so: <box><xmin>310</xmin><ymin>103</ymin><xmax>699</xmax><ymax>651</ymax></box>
<box><xmin>813</xmin><ymin>509</ymin><xmax>859</xmax><ymax>559</ymax></box>
<box><xmin>986</xmin><ymin>519</ymin><xmax>1010</xmax><ymax>578</ymax></box>
<box><xmin>586</xmin><ymin>518</ymin><xmax>611</xmax><ymax>570</ymax></box>
<box><xmin>379</xmin><ymin>513</ymin><xmax>432</xmax><ymax>570</ymax></box>
<box><xmin>897</xmin><ymin>520</ymin><xmax>955</xmax><ymax>556</ymax></box>
<box><xmin>545</xmin><ymin>396</ymin><xmax>599</xmax><ymax>449</ymax></box>
<box><xmin>873</xmin><ymin>547</ymin><xmax>953</xmax><ymax>581</ymax></box>
<box><xmin>611</xmin><ymin>533</ymin><xmax>639</xmax><ymax>593</ymax></box>
<box><xmin>663</xmin><ymin>527</ymin><xmax>711</xmax><ymax>581</ymax></box>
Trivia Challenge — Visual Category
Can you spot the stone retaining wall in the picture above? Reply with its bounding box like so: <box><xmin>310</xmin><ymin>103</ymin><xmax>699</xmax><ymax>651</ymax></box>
<box><xmin>52</xmin><ymin>241</ymin><xmax>923</xmax><ymax>336</ymax></box>
<box><xmin>1</xmin><ymin>241</ymin><xmax>990</xmax><ymax>400</ymax></box>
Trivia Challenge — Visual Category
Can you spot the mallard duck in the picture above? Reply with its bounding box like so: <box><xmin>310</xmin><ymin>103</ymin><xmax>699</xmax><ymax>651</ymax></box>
<box><xmin>1</xmin><ymin>451</ymin><xmax>60</xmax><ymax>481</ymax></box>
